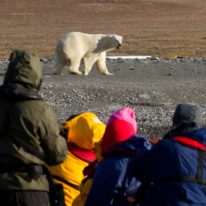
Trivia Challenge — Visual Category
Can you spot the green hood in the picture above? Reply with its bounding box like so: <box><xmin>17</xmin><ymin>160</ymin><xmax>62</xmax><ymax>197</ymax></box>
<box><xmin>4</xmin><ymin>50</ymin><xmax>42</xmax><ymax>89</ymax></box>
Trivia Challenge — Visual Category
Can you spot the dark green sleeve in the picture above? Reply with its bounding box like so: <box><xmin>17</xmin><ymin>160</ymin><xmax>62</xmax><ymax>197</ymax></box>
<box><xmin>40</xmin><ymin>105</ymin><xmax>68</xmax><ymax>166</ymax></box>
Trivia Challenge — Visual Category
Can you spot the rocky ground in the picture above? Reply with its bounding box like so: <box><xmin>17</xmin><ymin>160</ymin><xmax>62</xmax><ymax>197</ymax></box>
<box><xmin>1</xmin><ymin>0</ymin><xmax>206</xmax><ymax>138</ymax></box>
<box><xmin>0</xmin><ymin>57</ymin><xmax>206</xmax><ymax>138</ymax></box>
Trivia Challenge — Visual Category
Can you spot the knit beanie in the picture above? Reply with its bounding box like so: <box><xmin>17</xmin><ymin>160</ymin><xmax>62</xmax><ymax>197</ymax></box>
<box><xmin>101</xmin><ymin>107</ymin><xmax>138</xmax><ymax>154</ymax></box>
<box><xmin>172</xmin><ymin>103</ymin><xmax>204</xmax><ymax>128</ymax></box>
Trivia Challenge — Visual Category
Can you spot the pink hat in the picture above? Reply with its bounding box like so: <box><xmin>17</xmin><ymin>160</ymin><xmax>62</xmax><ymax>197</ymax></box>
<box><xmin>101</xmin><ymin>107</ymin><xmax>138</xmax><ymax>153</ymax></box>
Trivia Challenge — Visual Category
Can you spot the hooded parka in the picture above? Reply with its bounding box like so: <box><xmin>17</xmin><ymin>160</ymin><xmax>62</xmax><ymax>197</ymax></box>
<box><xmin>0</xmin><ymin>50</ymin><xmax>68</xmax><ymax>191</ymax></box>
<box><xmin>131</xmin><ymin>128</ymin><xmax>206</xmax><ymax>206</ymax></box>
<box><xmin>85</xmin><ymin>107</ymin><xmax>152</xmax><ymax>206</ymax></box>
<box><xmin>49</xmin><ymin>112</ymin><xmax>106</xmax><ymax>206</ymax></box>
<box><xmin>85</xmin><ymin>136</ymin><xmax>152</xmax><ymax>206</ymax></box>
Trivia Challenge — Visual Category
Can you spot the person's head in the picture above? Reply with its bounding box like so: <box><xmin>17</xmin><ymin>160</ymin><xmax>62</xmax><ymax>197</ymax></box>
<box><xmin>101</xmin><ymin>107</ymin><xmax>137</xmax><ymax>154</ymax></box>
<box><xmin>3</xmin><ymin>49</ymin><xmax>42</xmax><ymax>90</ymax></box>
<box><xmin>172</xmin><ymin>103</ymin><xmax>204</xmax><ymax>130</ymax></box>
<box><xmin>62</xmin><ymin>112</ymin><xmax>106</xmax><ymax>150</ymax></box>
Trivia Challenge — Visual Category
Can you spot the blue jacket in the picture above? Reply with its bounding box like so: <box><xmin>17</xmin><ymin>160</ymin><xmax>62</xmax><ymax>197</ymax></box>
<box><xmin>85</xmin><ymin>135</ymin><xmax>152</xmax><ymax>206</ymax></box>
<box><xmin>131</xmin><ymin>127</ymin><xmax>206</xmax><ymax>206</ymax></box>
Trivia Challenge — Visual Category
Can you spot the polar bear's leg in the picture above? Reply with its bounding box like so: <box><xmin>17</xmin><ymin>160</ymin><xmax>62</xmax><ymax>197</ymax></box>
<box><xmin>83</xmin><ymin>56</ymin><xmax>97</xmax><ymax>75</ymax></box>
<box><xmin>69</xmin><ymin>58</ymin><xmax>83</xmax><ymax>75</ymax></box>
<box><xmin>95</xmin><ymin>52</ymin><xmax>113</xmax><ymax>75</ymax></box>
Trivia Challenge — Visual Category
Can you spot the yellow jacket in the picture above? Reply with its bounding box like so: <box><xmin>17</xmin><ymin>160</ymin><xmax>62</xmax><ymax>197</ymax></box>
<box><xmin>49</xmin><ymin>112</ymin><xmax>106</xmax><ymax>206</ymax></box>
<box><xmin>72</xmin><ymin>177</ymin><xmax>93</xmax><ymax>206</ymax></box>
<box><xmin>72</xmin><ymin>141</ymin><xmax>103</xmax><ymax>206</ymax></box>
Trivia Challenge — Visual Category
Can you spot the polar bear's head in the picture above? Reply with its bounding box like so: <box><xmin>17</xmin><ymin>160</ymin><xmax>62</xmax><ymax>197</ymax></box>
<box><xmin>94</xmin><ymin>34</ymin><xmax>123</xmax><ymax>53</ymax></box>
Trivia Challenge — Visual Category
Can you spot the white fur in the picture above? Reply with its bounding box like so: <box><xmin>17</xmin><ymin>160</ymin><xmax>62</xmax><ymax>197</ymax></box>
<box><xmin>53</xmin><ymin>32</ymin><xmax>122</xmax><ymax>75</ymax></box>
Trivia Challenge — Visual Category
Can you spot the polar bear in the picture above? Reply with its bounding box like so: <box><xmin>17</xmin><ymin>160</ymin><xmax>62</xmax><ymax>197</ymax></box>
<box><xmin>53</xmin><ymin>32</ymin><xmax>122</xmax><ymax>75</ymax></box>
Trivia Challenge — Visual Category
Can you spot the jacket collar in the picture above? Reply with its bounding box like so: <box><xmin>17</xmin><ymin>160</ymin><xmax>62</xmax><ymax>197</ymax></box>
<box><xmin>68</xmin><ymin>143</ymin><xmax>96</xmax><ymax>163</ymax></box>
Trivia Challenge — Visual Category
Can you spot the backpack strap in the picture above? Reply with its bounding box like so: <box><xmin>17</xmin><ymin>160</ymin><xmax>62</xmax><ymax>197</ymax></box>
<box><xmin>52</xmin><ymin>175</ymin><xmax>79</xmax><ymax>191</ymax></box>
<box><xmin>174</xmin><ymin>136</ymin><xmax>206</xmax><ymax>184</ymax></box>
<box><xmin>196</xmin><ymin>149</ymin><xmax>205</xmax><ymax>184</ymax></box>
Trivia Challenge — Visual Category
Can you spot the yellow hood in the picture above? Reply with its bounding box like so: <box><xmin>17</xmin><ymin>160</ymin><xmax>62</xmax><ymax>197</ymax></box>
<box><xmin>63</xmin><ymin>112</ymin><xmax>106</xmax><ymax>150</ymax></box>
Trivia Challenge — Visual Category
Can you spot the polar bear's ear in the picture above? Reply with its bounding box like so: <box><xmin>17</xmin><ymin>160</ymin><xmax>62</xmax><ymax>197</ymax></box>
<box><xmin>93</xmin><ymin>35</ymin><xmax>121</xmax><ymax>53</ymax></box>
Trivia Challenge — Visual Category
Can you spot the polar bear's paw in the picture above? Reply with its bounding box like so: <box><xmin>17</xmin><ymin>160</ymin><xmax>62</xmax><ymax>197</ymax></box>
<box><xmin>83</xmin><ymin>71</ymin><xmax>90</xmax><ymax>75</ymax></box>
<box><xmin>69</xmin><ymin>70</ymin><xmax>83</xmax><ymax>75</ymax></box>
<box><xmin>102</xmin><ymin>71</ymin><xmax>113</xmax><ymax>75</ymax></box>
<box><xmin>105</xmin><ymin>72</ymin><xmax>114</xmax><ymax>75</ymax></box>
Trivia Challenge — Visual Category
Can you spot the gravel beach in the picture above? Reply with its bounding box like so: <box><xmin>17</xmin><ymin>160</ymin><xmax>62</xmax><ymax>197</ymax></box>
<box><xmin>0</xmin><ymin>57</ymin><xmax>205</xmax><ymax>138</ymax></box>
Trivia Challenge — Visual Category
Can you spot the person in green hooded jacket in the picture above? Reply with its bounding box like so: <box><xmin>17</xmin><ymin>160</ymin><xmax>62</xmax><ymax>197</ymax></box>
<box><xmin>0</xmin><ymin>49</ymin><xmax>68</xmax><ymax>206</ymax></box>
